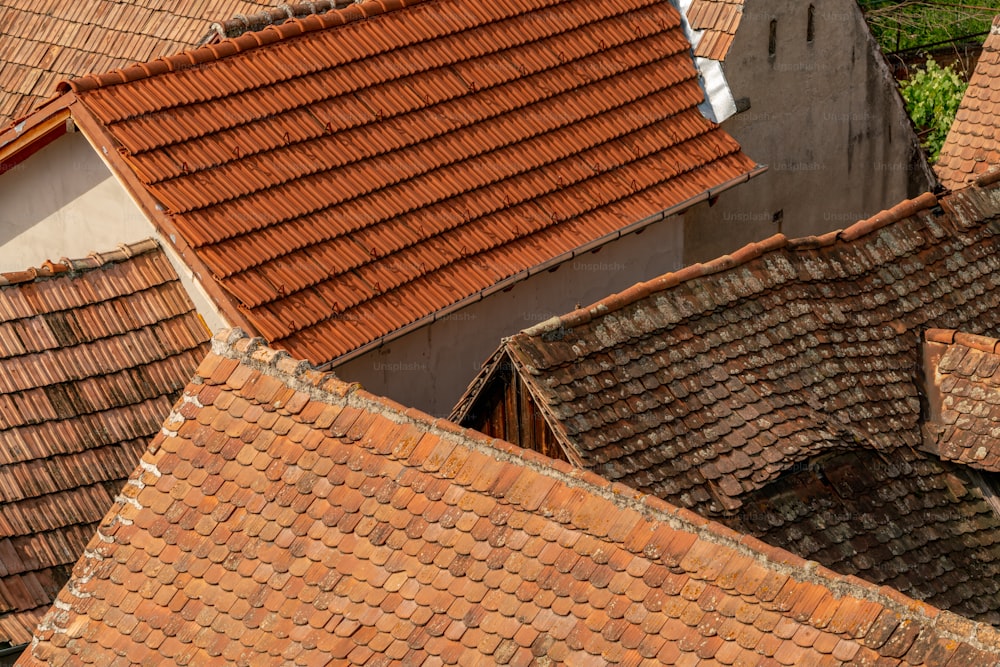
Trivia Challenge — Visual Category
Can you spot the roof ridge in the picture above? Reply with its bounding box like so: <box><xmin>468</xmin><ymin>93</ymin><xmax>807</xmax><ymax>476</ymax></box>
<box><xmin>208</xmin><ymin>1</ymin><xmax>345</xmax><ymax>39</ymax></box>
<box><xmin>0</xmin><ymin>238</ymin><xmax>161</xmax><ymax>286</ymax></box>
<box><xmin>523</xmin><ymin>192</ymin><xmax>940</xmax><ymax>336</ymax></box>
<box><xmin>58</xmin><ymin>0</ymin><xmax>424</xmax><ymax>94</ymax></box>
<box><xmin>976</xmin><ymin>165</ymin><xmax>1000</xmax><ymax>187</ymax></box>
<box><xmin>210</xmin><ymin>327</ymin><xmax>1000</xmax><ymax>646</ymax></box>
<box><xmin>926</xmin><ymin>328</ymin><xmax>1000</xmax><ymax>355</ymax></box>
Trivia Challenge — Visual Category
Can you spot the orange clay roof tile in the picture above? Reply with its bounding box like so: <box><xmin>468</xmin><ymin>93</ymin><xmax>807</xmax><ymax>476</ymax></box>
<box><xmin>936</xmin><ymin>17</ymin><xmax>1000</xmax><ymax>190</ymax></box>
<box><xmin>57</xmin><ymin>0</ymin><xmax>759</xmax><ymax>368</ymax></box>
<box><xmin>686</xmin><ymin>0</ymin><xmax>744</xmax><ymax>60</ymax></box>
<box><xmin>0</xmin><ymin>239</ymin><xmax>209</xmax><ymax>646</ymax></box>
<box><xmin>15</xmin><ymin>328</ymin><xmax>1000</xmax><ymax>665</ymax></box>
<box><xmin>0</xmin><ymin>0</ymin><xmax>280</xmax><ymax>127</ymax></box>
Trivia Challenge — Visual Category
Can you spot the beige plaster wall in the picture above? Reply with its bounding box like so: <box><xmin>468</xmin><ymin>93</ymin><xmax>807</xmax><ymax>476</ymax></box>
<box><xmin>0</xmin><ymin>131</ymin><xmax>144</xmax><ymax>268</ymax></box>
<box><xmin>683</xmin><ymin>0</ymin><xmax>935</xmax><ymax>263</ymax></box>
<box><xmin>0</xmin><ymin>130</ymin><xmax>229</xmax><ymax>332</ymax></box>
<box><xmin>333</xmin><ymin>210</ymin><xmax>690</xmax><ymax>418</ymax></box>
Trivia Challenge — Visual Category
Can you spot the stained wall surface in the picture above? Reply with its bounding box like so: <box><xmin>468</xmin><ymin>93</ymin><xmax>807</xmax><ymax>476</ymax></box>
<box><xmin>683</xmin><ymin>0</ymin><xmax>934</xmax><ymax>263</ymax></box>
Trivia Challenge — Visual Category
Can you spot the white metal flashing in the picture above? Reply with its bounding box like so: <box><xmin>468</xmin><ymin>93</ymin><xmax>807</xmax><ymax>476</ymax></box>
<box><xmin>695</xmin><ymin>56</ymin><xmax>737</xmax><ymax>122</ymax></box>
<box><xmin>673</xmin><ymin>0</ymin><xmax>738</xmax><ymax>123</ymax></box>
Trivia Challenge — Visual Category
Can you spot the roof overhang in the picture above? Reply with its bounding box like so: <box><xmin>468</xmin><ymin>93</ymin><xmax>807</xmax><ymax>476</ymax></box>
<box><xmin>0</xmin><ymin>94</ymin><xmax>74</xmax><ymax>176</ymax></box>
<box><xmin>320</xmin><ymin>162</ymin><xmax>768</xmax><ymax>370</ymax></box>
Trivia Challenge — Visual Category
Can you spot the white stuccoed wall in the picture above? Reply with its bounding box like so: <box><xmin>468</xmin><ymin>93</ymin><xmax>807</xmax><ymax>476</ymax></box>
<box><xmin>0</xmin><ymin>130</ymin><xmax>229</xmax><ymax>333</ymax></box>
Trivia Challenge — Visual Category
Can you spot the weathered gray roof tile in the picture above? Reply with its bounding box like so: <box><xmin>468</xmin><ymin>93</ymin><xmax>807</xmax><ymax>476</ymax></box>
<box><xmin>454</xmin><ymin>184</ymin><xmax>1000</xmax><ymax>625</ymax></box>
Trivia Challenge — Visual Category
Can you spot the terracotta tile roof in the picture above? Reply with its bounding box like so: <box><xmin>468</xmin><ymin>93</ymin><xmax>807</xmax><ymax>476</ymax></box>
<box><xmin>59</xmin><ymin>0</ymin><xmax>760</xmax><ymax>368</ymax></box>
<box><xmin>0</xmin><ymin>0</ymin><xmax>279</xmax><ymax>128</ymax></box>
<box><xmin>18</xmin><ymin>329</ymin><xmax>1000</xmax><ymax>665</ymax></box>
<box><xmin>452</xmin><ymin>182</ymin><xmax>1000</xmax><ymax>625</ymax></box>
<box><xmin>0</xmin><ymin>239</ymin><xmax>210</xmax><ymax>646</ymax></box>
<box><xmin>686</xmin><ymin>0</ymin><xmax>744</xmax><ymax>60</ymax></box>
<box><xmin>923</xmin><ymin>328</ymin><xmax>1000</xmax><ymax>471</ymax></box>
<box><xmin>935</xmin><ymin>17</ymin><xmax>1000</xmax><ymax>190</ymax></box>
<box><xmin>453</xmin><ymin>183</ymin><xmax>1000</xmax><ymax>517</ymax></box>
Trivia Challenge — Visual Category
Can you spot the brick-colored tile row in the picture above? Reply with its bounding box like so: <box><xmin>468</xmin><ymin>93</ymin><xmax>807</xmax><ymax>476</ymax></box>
<box><xmin>64</xmin><ymin>0</ymin><xmax>757</xmax><ymax>367</ymax></box>
<box><xmin>0</xmin><ymin>240</ymin><xmax>209</xmax><ymax>645</ymax></box>
<box><xmin>19</xmin><ymin>329</ymin><xmax>1000</xmax><ymax>665</ymax></box>
<box><xmin>686</xmin><ymin>0</ymin><xmax>744</xmax><ymax>60</ymax></box>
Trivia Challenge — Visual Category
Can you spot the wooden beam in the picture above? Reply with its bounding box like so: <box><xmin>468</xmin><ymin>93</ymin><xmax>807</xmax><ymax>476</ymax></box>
<box><xmin>0</xmin><ymin>109</ymin><xmax>71</xmax><ymax>174</ymax></box>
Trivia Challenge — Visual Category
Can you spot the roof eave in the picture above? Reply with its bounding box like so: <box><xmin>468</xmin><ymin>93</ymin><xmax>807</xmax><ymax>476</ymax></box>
<box><xmin>317</xmin><ymin>162</ymin><xmax>769</xmax><ymax>370</ymax></box>
<box><xmin>0</xmin><ymin>93</ymin><xmax>76</xmax><ymax>176</ymax></box>
<box><xmin>66</xmin><ymin>97</ymin><xmax>259</xmax><ymax>335</ymax></box>
<box><xmin>524</xmin><ymin>190</ymin><xmax>943</xmax><ymax>337</ymax></box>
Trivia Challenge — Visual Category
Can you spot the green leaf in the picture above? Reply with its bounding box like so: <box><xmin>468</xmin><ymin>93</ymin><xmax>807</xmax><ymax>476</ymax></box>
<box><xmin>899</xmin><ymin>57</ymin><xmax>967</xmax><ymax>162</ymax></box>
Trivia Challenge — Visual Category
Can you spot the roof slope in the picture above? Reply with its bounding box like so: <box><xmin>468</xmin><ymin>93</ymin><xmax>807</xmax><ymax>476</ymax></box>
<box><xmin>0</xmin><ymin>0</ymin><xmax>276</xmax><ymax>127</ymax></box>
<box><xmin>19</xmin><ymin>329</ymin><xmax>1000</xmax><ymax>666</ymax></box>
<box><xmin>935</xmin><ymin>17</ymin><xmax>1000</xmax><ymax>190</ymax></box>
<box><xmin>0</xmin><ymin>239</ymin><xmax>210</xmax><ymax>646</ymax></box>
<box><xmin>61</xmin><ymin>0</ymin><xmax>759</xmax><ymax>367</ymax></box>
<box><xmin>923</xmin><ymin>328</ymin><xmax>1000</xmax><ymax>471</ymax></box>
<box><xmin>686</xmin><ymin>0</ymin><xmax>744</xmax><ymax>60</ymax></box>
<box><xmin>453</xmin><ymin>184</ymin><xmax>1000</xmax><ymax>517</ymax></box>
<box><xmin>730</xmin><ymin>445</ymin><xmax>1000</xmax><ymax>626</ymax></box>
<box><xmin>452</xmin><ymin>183</ymin><xmax>1000</xmax><ymax>625</ymax></box>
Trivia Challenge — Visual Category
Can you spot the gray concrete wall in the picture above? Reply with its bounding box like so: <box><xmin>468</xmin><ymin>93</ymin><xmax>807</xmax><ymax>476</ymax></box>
<box><xmin>333</xmin><ymin>210</ymin><xmax>691</xmax><ymax>418</ymax></box>
<box><xmin>683</xmin><ymin>0</ymin><xmax>935</xmax><ymax>263</ymax></box>
<box><xmin>0</xmin><ymin>131</ymin><xmax>229</xmax><ymax>333</ymax></box>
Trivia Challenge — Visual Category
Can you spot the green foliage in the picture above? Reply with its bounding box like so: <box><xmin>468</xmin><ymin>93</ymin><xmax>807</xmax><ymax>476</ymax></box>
<box><xmin>899</xmin><ymin>57</ymin><xmax>967</xmax><ymax>161</ymax></box>
<box><xmin>859</xmin><ymin>0</ymin><xmax>1000</xmax><ymax>53</ymax></box>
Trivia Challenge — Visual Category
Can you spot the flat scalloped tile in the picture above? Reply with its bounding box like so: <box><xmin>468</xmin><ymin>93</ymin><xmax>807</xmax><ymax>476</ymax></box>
<box><xmin>17</xmin><ymin>329</ymin><xmax>1000</xmax><ymax>665</ymax></box>
<box><xmin>936</xmin><ymin>18</ymin><xmax>1000</xmax><ymax>189</ymax></box>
